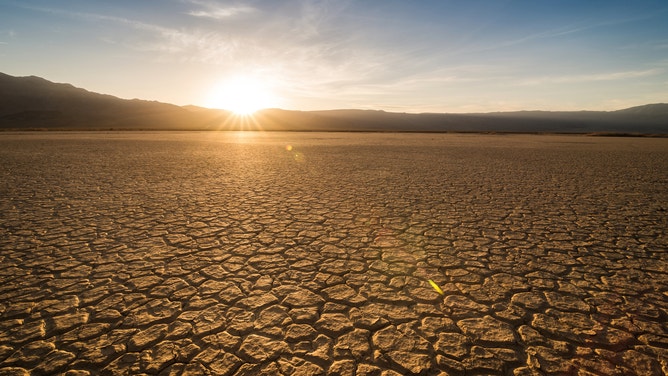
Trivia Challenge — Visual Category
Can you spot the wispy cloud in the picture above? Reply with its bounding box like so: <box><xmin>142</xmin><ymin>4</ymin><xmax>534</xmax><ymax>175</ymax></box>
<box><xmin>20</xmin><ymin>4</ymin><xmax>246</xmax><ymax>63</ymax></box>
<box><xmin>0</xmin><ymin>29</ymin><xmax>16</xmax><ymax>44</ymax></box>
<box><xmin>185</xmin><ymin>1</ymin><xmax>255</xmax><ymax>20</ymax></box>
<box><xmin>20</xmin><ymin>2</ymin><xmax>354</xmax><ymax>72</ymax></box>
<box><xmin>11</xmin><ymin>1</ymin><xmax>667</xmax><ymax>112</ymax></box>
<box><xmin>461</xmin><ymin>11</ymin><xmax>662</xmax><ymax>57</ymax></box>
<box><xmin>520</xmin><ymin>68</ymin><xmax>663</xmax><ymax>86</ymax></box>
<box><xmin>21</xmin><ymin>5</ymin><xmax>172</xmax><ymax>34</ymax></box>
<box><xmin>491</xmin><ymin>26</ymin><xmax>584</xmax><ymax>50</ymax></box>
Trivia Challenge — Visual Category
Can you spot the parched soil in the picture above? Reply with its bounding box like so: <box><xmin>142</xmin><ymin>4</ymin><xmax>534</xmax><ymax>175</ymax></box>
<box><xmin>0</xmin><ymin>132</ymin><xmax>666</xmax><ymax>375</ymax></box>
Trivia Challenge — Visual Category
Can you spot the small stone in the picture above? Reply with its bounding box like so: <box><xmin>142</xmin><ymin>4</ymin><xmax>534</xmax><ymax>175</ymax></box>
<box><xmin>372</xmin><ymin>325</ymin><xmax>430</xmax><ymax>353</ymax></box>
<box><xmin>4</xmin><ymin>340</ymin><xmax>55</xmax><ymax>365</ymax></box>
<box><xmin>333</xmin><ymin>328</ymin><xmax>371</xmax><ymax>358</ymax></box>
<box><xmin>2</xmin><ymin>302</ymin><xmax>35</xmax><ymax>319</ymax></box>
<box><xmin>544</xmin><ymin>292</ymin><xmax>591</xmax><ymax>312</ymax></box>
<box><xmin>32</xmin><ymin>350</ymin><xmax>75</xmax><ymax>375</ymax></box>
<box><xmin>226</xmin><ymin>309</ymin><xmax>254</xmax><ymax>336</ymax></box>
<box><xmin>192</xmin><ymin>305</ymin><xmax>227</xmax><ymax>336</ymax></box>
<box><xmin>217</xmin><ymin>284</ymin><xmax>245</xmax><ymax>304</ymax></box>
<box><xmin>380</xmin><ymin>370</ymin><xmax>404</xmax><ymax>376</ymax></box>
<box><xmin>64</xmin><ymin>370</ymin><xmax>90</xmax><ymax>376</ymax></box>
<box><xmin>238</xmin><ymin>293</ymin><xmax>279</xmax><ymax>310</ymax></box>
<box><xmin>444</xmin><ymin>295</ymin><xmax>490</xmax><ymax>318</ymax></box>
<box><xmin>282</xmin><ymin>289</ymin><xmax>325</xmax><ymax>307</ymax></box>
<box><xmin>513</xmin><ymin>366</ymin><xmax>543</xmax><ymax>376</ymax></box>
<box><xmin>191</xmin><ymin>347</ymin><xmax>222</xmax><ymax>365</ymax></box>
<box><xmin>518</xmin><ymin>325</ymin><xmax>549</xmax><ymax>347</ymax></box>
<box><xmin>435</xmin><ymin>355</ymin><xmax>465</xmax><ymax>373</ymax></box>
<box><xmin>434</xmin><ymin>332</ymin><xmax>469</xmax><ymax>359</ymax></box>
<box><xmin>323</xmin><ymin>302</ymin><xmax>349</xmax><ymax>313</ymax></box>
<box><xmin>95</xmin><ymin>309</ymin><xmax>122</xmax><ymax>322</ymax></box>
<box><xmin>315</xmin><ymin>313</ymin><xmax>353</xmax><ymax>336</ymax></box>
<box><xmin>127</xmin><ymin>324</ymin><xmax>168</xmax><ymax>352</ymax></box>
<box><xmin>254</xmin><ymin>275</ymin><xmax>274</xmax><ymax>291</ymax></box>
<box><xmin>526</xmin><ymin>346</ymin><xmax>575</xmax><ymax>374</ymax></box>
<box><xmin>463</xmin><ymin>346</ymin><xmax>505</xmax><ymax>373</ymax></box>
<box><xmin>122</xmin><ymin>298</ymin><xmax>181</xmax><ymax>327</ymax></box>
<box><xmin>165</xmin><ymin>320</ymin><xmax>192</xmax><ymax>340</ymax></box>
<box><xmin>328</xmin><ymin>359</ymin><xmax>356</xmax><ymax>376</ymax></box>
<box><xmin>490</xmin><ymin>273</ymin><xmax>528</xmax><ymax>291</ymax></box>
<box><xmin>570</xmin><ymin>350</ymin><xmax>622</xmax><ymax>376</ymax></box>
<box><xmin>349</xmin><ymin>307</ymin><xmax>390</xmax><ymax>330</ymax></box>
<box><xmin>289</xmin><ymin>307</ymin><xmax>319</xmax><ymax>323</ymax></box>
<box><xmin>0</xmin><ymin>367</ymin><xmax>30</xmax><ymax>376</ymax></box>
<box><xmin>386</xmin><ymin>351</ymin><xmax>431</xmax><ymax>374</ymax></box>
<box><xmin>65</xmin><ymin>323</ymin><xmax>111</xmax><ymax>342</ymax></box>
<box><xmin>457</xmin><ymin>315</ymin><xmax>516</xmax><ymax>344</ymax></box>
<box><xmin>531</xmin><ymin>311</ymin><xmax>601</xmax><ymax>343</ymax></box>
<box><xmin>210</xmin><ymin>352</ymin><xmax>243</xmax><ymax>374</ymax></box>
<box><xmin>199</xmin><ymin>280</ymin><xmax>235</xmax><ymax>296</ymax></box>
<box><xmin>308</xmin><ymin>334</ymin><xmax>332</xmax><ymax>362</ymax></box>
<box><xmin>638</xmin><ymin>334</ymin><xmax>668</xmax><ymax>348</ymax></box>
<box><xmin>248</xmin><ymin>254</ymin><xmax>288</xmax><ymax>269</ymax></box>
<box><xmin>585</xmin><ymin>326</ymin><xmax>635</xmax><ymax>350</ymax></box>
<box><xmin>496</xmin><ymin>303</ymin><xmax>527</xmax><ymax>325</ymax></box>
<box><xmin>285</xmin><ymin>324</ymin><xmax>318</xmax><ymax>342</ymax></box>
<box><xmin>322</xmin><ymin>284</ymin><xmax>366</xmax><ymax>305</ymax></box>
<box><xmin>127</xmin><ymin>275</ymin><xmax>163</xmax><ymax>291</ymax></box>
<box><xmin>238</xmin><ymin>334</ymin><xmax>288</xmax><ymax>362</ymax></box>
<box><xmin>355</xmin><ymin>364</ymin><xmax>382</xmax><ymax>376</ymax></box>
<box><xmin>277</xmin><ymin>357</ymin><xmax>324</xmax><ymax>376</ymax></box>
<box><xmin>617</xmin><ymin>349</ymin><xmax>663</xmax><ymax>375</ymax></box>
<box><xmin>511</xmin><ymin>292</ymin><xmax>547</xmax><ymax>310</ymax></box>
<box><xmin>420</xmin><ymin>316</ymin><xmax>457</xmax><ymax>340</ymax></box>
<box><xmin>35</xmin><ymin>296</ymin><xmax>80</xmax><ymax>316</ymax></box>
<box><xmin>255</xmin><ymin>305</ymin><xmax>291</xmax><ymax>329</ymax></box>
<box><xmin>356</xmin><ymin>303</ymin><xmax>418</xmax><ymax>323</ymax></box>
<box><xmin>0</xmin><ymin>345</ymin><xmax>14</xmax><ymax>360</ymax></box>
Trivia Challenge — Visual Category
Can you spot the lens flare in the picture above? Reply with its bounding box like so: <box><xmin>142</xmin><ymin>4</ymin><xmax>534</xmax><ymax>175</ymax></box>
<box><xmin>429</xmin><ymin>279</ymin><xmax>445</xmax><ymax>295</ymax></box>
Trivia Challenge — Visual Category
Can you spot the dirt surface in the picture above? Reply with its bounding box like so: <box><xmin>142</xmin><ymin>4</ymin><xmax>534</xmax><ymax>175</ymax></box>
<box><xmin>0</xmin><ymin>132</ymin><xmax>666</xmax><ymax>375</ymax></box>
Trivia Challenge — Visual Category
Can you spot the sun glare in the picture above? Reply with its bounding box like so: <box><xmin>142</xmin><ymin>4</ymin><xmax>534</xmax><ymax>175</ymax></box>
<box><xmin>205</xmin><ymin>75</ymin><xmax>278</xmax><ymax>115</ymax></box>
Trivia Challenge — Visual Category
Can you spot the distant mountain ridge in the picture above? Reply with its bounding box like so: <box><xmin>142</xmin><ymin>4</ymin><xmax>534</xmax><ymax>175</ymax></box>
<box><xmin>0</xmin><ymin>73</ymin><xmax>216</xmax><ymax>129</ymax></box>
<box><xmin>1</xmin><ymin>72</ymin><xmax>666</xmax><ymax>133</ymax></box>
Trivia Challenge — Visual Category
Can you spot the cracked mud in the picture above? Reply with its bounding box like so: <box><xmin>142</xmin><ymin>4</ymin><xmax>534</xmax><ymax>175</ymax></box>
<box><xmin>0</xmin><ymin>132</ymin><xmax>666</xmax><ymax>375</ymax></box>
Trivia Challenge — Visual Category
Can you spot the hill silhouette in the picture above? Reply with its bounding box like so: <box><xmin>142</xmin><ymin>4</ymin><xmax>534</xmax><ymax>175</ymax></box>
<box><xmin>1</xmin><ymin>72</ymin><xmax>666</xmax><ymax>133</ymax></box>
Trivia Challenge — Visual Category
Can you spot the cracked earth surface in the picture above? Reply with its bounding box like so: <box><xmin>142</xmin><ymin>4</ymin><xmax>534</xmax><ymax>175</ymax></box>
<box><xmin>0</xmin><ymin>132</ymin><xmax>666</xmax><ymax>375</ymax></box>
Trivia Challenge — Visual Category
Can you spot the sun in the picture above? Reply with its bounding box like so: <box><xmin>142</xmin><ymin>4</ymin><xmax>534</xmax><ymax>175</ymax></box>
<box><xmin>205</xmin><ymin>75</ymin><xmax>278</xmax><ymax>115</ymax></box>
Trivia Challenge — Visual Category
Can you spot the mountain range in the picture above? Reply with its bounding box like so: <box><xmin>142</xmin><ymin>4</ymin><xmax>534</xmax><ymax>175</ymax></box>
<box><xmin>1</xmin><ymin>72</ymin><xmax>666</xmax><ymax>134</ymax></box>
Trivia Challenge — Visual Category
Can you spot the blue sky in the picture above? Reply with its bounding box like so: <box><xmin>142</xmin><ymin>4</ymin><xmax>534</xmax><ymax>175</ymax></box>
<box><xmin>1</xmin><ymin>0</ymin><xmax>666</xmax><ymax>112</ymax></box>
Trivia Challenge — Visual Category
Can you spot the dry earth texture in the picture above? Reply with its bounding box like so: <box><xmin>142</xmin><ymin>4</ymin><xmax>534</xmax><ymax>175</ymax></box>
<box><xmin>0</xmin><ymin>132</ymin><xmax>666</xmax><ymax>376</ymax></box>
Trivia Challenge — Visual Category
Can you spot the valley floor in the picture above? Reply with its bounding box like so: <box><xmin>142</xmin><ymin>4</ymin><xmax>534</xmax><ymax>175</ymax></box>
<box><xmin>0</xmin><ymin>132</ymin><xmax>666</xmax><ymax>375</ymax></box>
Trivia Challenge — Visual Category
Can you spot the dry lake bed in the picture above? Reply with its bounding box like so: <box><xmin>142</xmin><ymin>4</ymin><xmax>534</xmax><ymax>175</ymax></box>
<box><xmin>0</xmin><ymin>132</ymin><xmax>667</xmax><ymax>375</ymax></box>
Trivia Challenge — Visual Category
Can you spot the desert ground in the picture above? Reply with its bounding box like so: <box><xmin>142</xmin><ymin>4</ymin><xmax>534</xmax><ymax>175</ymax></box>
<box><xmin>0</xmin><ymin>132</ymin><xmax>666</xmax><ymax>375</ymax></box>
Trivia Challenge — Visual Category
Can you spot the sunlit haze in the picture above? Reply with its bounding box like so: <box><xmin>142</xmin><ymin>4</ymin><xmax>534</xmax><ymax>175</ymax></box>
<box><xmin>204</xmin><ymin>75</ymin><xmax>279</xmax><ymax>115</ymax></box>
<box><xmin>1</xmin><ymin>1</ymin><xmax>666</xmax><ymax>113</ymax></box>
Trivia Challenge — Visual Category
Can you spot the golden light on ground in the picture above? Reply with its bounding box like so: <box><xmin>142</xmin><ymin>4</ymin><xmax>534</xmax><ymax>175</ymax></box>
<box><xmin>205</xmin><ymin>75</ymin><xmax>278</xmax><ymax>115</ymax></box>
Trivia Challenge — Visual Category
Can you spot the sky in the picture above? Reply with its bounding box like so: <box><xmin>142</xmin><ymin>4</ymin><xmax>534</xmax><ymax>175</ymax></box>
<box><xmin>1</xmin><ymin>0</ymin><xmax>667</xmax><ymax>113</ymax></box>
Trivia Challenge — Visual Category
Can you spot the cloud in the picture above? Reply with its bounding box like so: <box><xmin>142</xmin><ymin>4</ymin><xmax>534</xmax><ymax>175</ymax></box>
<box><xmin>19</xmin><ymin>4</ymin><xmax>247</xmax><ymax>63</ymax></box>
<box><xmin>0</xmin><ymin>29</ymin><xmax>15</xmax><ymax>45</ymax></box>
<box><xmin>491</xmin><ymin>26</ymin><xmax>585</xmax><ymax>50</ymax></box>
<box><xmin>185</xmin><ymin>1</ymin><xmax>255</xmax><ymax>19</ymax></box>
<box><xmin>21</xmin><ymin>5</ymin><xmax>172</xmax><ymax>35</ymax></box>
<box><xmin>460</xmin><ymin>11</ymin><xmax>663</xmax><ymax>58</ymax></box>
<box><xmin>520</xmin><ymin>68</ymin><xmax>664</xmax><ymax>86</ymax></box>
<box><xmin>16</xmin><ymin>1</ymin><xmax>369</xmax><ymax>77</ymax></box>
<box><xmin>648</xmin><ymin>39</ymin><xmax>668</xmax><ymax>50</ymax></box>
